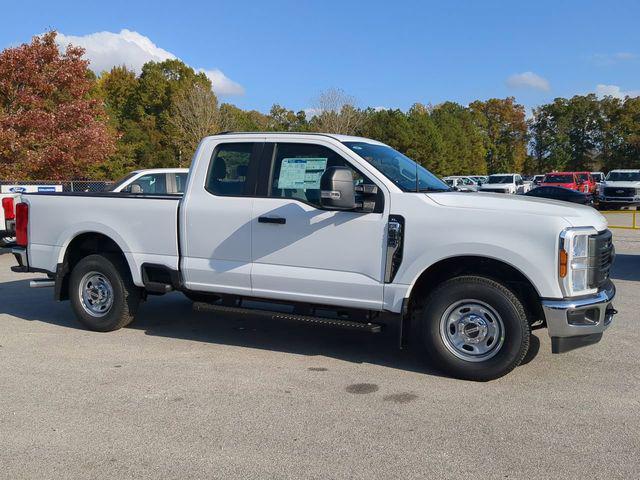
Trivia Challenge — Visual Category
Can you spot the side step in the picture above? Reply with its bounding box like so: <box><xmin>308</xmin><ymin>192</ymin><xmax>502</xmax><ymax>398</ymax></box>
<box><xmin>193</xmin><ymin>302</ymin><xmax>382</xmax><ymax>333</ymax></box>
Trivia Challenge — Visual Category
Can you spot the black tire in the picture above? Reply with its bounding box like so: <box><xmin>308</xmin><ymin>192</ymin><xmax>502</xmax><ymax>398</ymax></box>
<box><xmin>183</xmin><ymin>291</ymin><xmax>220</xmax><ymax>303</ymax></box>
<box><xmin>69</xmin><ymin>254</ymin><xmax>141</xmax><ymax>332</ymax></box>
<box><xmin>414</xmin><ymin>275</ymin><xmax>530</xmax><ymax>381</ymax></box>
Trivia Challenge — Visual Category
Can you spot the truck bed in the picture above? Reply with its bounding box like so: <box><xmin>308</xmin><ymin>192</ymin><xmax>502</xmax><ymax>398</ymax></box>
<box><xmin>24</xmin><ymin>192</ymin><xmax>180</xmax><ymax>286</ymax></box>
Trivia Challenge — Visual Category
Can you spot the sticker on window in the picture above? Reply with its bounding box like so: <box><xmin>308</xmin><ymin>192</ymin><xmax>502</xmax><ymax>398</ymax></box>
<box><xmin>277</xmin><ymin>158</ymin><xmax>328</xmax><ymax>190</ymax></box>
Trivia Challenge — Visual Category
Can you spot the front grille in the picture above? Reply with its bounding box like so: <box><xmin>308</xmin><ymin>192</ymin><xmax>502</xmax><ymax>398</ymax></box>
<box><xmin>604</xmin><ymin>187</ymin><xmax>635</xmax><ymax>197</ymax></box>
<box><xmin>588</xmin><ymin>230</ymin><xmax>614</xmax><ymax>289</ymax></box>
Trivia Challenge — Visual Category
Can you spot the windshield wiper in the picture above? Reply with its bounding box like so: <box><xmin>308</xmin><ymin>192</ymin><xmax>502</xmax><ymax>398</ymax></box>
<box><xmin>417</xmin><ymin>187</ymin><xmax>452</xmax><ymax>193</ymax></box>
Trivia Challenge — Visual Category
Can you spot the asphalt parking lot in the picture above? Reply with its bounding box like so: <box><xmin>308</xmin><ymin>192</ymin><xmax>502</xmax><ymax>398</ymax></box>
<box><xmin>1</xmin><ymin>229</ymin><xmax>639</xmax><ymax>480</ymax></box>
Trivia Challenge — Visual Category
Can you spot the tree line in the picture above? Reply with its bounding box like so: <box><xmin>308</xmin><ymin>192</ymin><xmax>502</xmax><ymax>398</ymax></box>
<box><xmin>1</xmin><ymin>32</ymin><xmax>639</xmax><ymax>180</ymax></box>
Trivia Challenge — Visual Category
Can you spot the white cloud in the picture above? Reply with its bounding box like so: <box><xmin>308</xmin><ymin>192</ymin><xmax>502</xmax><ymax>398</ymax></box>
<box><xmin>55</xmin><ymin>29</ymin><xmax>244</xmax><ymax>96</ymax></box>
<box><xmin>591</xmin><ymin>52</ymin><xmax>637</xmax><ymax>66</ymax></box>
<box><xmin>506</xmin><ymin>71</ymin><xmax>550</xmax><ymax>91</ymax></box>
<box><xmin>595</xmin><ymin>84</ymin><xmax>640</xmax><ymax>99</ymax></box>
<box><xmin>303</xmin><ymin>108</ymin><xmax>322</xmax><ymax>120</ymax></box>
<box><xmin>197</xmin><ymin>69</ymin><xmax>244</xmax><ymax>96</ymax></box>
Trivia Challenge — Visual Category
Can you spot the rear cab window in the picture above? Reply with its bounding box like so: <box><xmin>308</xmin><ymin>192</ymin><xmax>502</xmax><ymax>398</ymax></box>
<box><xmin>205</xmin><ymin>143</ymin><xmax>259</xmax><ymax>197</ymax></box>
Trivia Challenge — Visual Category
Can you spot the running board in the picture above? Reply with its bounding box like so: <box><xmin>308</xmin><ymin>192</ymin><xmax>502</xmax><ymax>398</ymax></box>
<box><xmin>193</xmin><ymin>302</ymin><xmax>382</xmax><ymax>333</ymax></box>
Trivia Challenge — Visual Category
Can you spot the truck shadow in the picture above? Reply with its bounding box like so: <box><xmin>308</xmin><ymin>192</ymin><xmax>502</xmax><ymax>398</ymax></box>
<box><xmin>0</xmin><ymin>277</ymin><xmax>542</xmax><ymax>377</ymax></box>
<box><xmin>609</xmin><ymin>253</ymin><xmax>640</xmax><ymax>282</ymax></box>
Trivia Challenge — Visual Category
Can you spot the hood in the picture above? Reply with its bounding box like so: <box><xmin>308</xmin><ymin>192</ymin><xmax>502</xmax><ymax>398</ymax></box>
<box><xmin>426</xmin><ymin>192</ymin><xmax>607</xmax><ymax>229</ymax></box>
<box><xmin>602</xmin><ymin>181</ymin><xmax>640</xmax><ymax>189</ymax></box>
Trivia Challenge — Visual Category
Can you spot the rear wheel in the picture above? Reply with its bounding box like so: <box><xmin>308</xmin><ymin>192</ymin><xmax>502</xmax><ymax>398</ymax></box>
<box><xmin>414</xmin><ymin>275</ymin><xmax>530</xmax><ymax>381</ymax></box>
<box><xmin>69</xmin><ymin>254</ymin><xmax>141</xmax><ymax>332</ymax></box>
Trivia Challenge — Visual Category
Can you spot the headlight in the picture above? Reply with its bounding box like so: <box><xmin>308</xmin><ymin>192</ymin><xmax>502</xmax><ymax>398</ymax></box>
<box><xmin>559</xmin><ymin>227</ymin><xmax>598</xmax><ymax>297</ymax></box>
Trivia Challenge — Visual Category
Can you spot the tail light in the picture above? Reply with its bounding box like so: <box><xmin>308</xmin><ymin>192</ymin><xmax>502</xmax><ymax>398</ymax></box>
<box><xmin>2</xmin><ymin>197</ymin><xmax>15</xmax><ymax>220</ymax></box>
<box><xmin>16</xmin><ymin>203</ymin><xmax>28</xmax><ymax>246</ymax></box>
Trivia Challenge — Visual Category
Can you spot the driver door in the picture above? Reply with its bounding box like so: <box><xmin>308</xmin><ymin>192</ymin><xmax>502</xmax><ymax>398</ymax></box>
<box><xmin>250</xmin><ymin>141</ymin><xmax>387</xmax><ymax>310</ymax></box>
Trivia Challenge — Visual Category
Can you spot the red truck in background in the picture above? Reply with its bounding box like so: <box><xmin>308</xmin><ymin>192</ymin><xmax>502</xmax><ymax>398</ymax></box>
<box><xmin>541</xmin><ymin>172</ymin><xmax>595</xmax><ymax>194</ymax></box>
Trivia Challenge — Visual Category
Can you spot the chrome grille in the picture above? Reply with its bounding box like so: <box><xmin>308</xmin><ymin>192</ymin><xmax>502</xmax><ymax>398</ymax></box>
<box><xmin>588</xmin><ymin>230</ymin><xmax>614</xmax><ymax>289</ymax></box>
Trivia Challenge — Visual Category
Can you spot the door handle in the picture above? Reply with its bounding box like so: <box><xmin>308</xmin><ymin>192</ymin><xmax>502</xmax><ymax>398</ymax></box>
<box><xmin>258</xmin><ymin>216</ymin><xmax>286</xmax><ymax>225</ymax></box>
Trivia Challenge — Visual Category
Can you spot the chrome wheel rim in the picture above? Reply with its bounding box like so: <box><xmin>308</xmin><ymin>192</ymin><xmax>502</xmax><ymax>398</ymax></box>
<box><xmin>79</xmin><ymin>271</ymin><xmax>114</xmax><ymax>317</ymax></box>
<box><xmin>439</xmin><ymin>299</ymin><xmax>505</xmax><ymax>362</ymax></box>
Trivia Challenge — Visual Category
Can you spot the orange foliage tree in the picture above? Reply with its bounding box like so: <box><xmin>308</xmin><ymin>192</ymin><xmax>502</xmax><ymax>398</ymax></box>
<box><xmin>0</xmin><ymin>31</ymin><xmax>115</xmax><ymax>180</ymax></box>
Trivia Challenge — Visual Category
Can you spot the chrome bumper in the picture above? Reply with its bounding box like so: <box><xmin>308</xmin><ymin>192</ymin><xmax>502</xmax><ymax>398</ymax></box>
<box><xmin>541</xmin><ymin>282</ymin><xmax>616</xmax><ymax>353</ymax></box>
<box><xmin>600</xmin><ymin>196</ymin><xmax>640</xmax><ymax>204</ymax></box>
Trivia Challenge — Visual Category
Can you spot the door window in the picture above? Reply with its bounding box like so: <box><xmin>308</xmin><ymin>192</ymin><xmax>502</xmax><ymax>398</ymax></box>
<box><xmin>269</xmin><ymin>143</ymin><xmax>373</xmax><ymax>208</ymax></box>
<box><xmin>175</xmin><ymin>173</ymin><xmax>188</xmax><ymax>193</ymax></box>
<box><xmin>127</xmin><ymin>173</ymin><xmax>167</xmax><ymax>194</ymax></box>
<box><xmin>206</xmin><ymin>143</ymin><xmax>254</xmax><ymax>196</ymax></box>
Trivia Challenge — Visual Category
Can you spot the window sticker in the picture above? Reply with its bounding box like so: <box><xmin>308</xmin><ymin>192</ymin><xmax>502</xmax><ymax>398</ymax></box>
<box><xmin>277</xmin><ymin>158</ymin><xmax>328</xmax><ymax>190</ymax></box>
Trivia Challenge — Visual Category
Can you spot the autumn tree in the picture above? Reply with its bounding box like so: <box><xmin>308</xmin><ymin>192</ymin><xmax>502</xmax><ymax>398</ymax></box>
<box><xmin>470</xmin><ymin>97</ymin><xmax>528</xmax><ymax>174</ymax></box>
<box><xmin>169</xmin><ymin>83</ymin><xmax>219</xmax><ymax>165</ymax></box>
<box><xmin>0</xmin><ymin>31</ymin><xmax>115</xmax><ymax>179</ymax></box>
<box><xmin>309</xmin><ymin>88</ymin><xmax>365</xmax><ymax>134</ymax></box>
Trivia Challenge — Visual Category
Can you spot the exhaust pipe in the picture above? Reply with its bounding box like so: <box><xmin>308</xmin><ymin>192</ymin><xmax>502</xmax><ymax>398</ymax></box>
<box><xmin>30</xmin><ymin>279</ymin><xmax>55</xmax><ymax>288</ymax></box>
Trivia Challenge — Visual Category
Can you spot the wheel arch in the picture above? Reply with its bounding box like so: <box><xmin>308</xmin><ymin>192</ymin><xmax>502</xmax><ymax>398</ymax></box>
<box><xmin>55</xmin><ymin>231</ymin><xmax>133</xmax><ymax>301</ymax></box>
<box><xmin>405</xmin><ymin>255</ymin><xmax>544</xmax><ymax>327</ymax></box>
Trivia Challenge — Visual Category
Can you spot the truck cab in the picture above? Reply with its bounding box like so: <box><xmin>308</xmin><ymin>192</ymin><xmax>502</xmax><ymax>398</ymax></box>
<box><xmin>9</xmin><ymin>133</ymin><xmax>617</xmax><ymax>381</ymax></box>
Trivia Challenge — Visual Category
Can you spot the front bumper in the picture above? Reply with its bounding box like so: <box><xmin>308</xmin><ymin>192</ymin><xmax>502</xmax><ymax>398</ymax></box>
<box><xmin>599</xmin><ymin>196</ymin><xmax>640</xmax><ymax>205</ymax></box>
<box><xmin>541</xmin><ymin>282</ymin><xmax>616</xmax><ymax>353</ymax></box>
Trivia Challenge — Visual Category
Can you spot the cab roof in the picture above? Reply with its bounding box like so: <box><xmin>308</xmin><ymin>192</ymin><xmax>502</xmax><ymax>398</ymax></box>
<box><xmin>208</xmin><ymin>131</ymin><xmax>387</xmax><ymax>145</ymax></box>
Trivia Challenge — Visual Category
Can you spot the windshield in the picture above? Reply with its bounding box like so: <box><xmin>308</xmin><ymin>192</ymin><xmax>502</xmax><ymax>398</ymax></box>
<box><xmin>577</xmin><ymin>173</ymin><xmax>590</xmax><ymax>181</ymax></box>
<box><xmin>343</xmin><ymin>142</ymin><xmax>450</xmax><ymax>192</ymax></box>
<box><xmin>544</xmin><ymin>174</ymin><xmax>573</xmax><ymax>183</ymax></box>
<box><xmin>106</xmin><ymin>172</ymin><xmax>137</xmax><ymax>191</ymax></box>
<box><xmin>606</xmin><ymin>171</ymin><xmax>640</xmax><ymax>182</ymax></box>
<box><xmin>487</xmin><ymin>175</ymin><xmax>514</xmax><ymax>184</ymax></box>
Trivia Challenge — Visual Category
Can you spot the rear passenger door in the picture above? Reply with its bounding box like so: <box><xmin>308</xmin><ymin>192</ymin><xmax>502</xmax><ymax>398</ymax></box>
<box><xmin>250</xmin><ymin>141</ymin><xmax>387</xmax><ymax>310</ymax></box>
<box><xmin>181</xmin><ymin>142</ymin><xmax>262</xmax><ymax>295</ymax></box>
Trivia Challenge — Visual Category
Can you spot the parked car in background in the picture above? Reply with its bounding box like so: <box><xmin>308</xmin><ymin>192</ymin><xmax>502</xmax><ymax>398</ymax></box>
<box><xmin>8</xmin><ymin>132</ymin><xmax>616</xmax><ymax>381</ymax></box>
<box><xmin>107</xmin><ymin>168</ymin><xmax>189</xmax><ymax>194</ymax></box>
<box><xmin>599</xmin><ymin>169</ymin><xmax>640</xmax><ymax>209</ymax></box>
<box><xmin>591</xmin><ymin>172</ymin><xmax>605</xmax><ymax>194</ymax></box>
<box><xmin>524</xmin><ymin>186</ymin><xmax>594</xmax><ymax>206</ymax></box>
<box><xmin>442</xmin><ymin>176</ymin><xmax>478</xmax><ymax>192</ymax></box>
<box><xmin>479</xmin><ymin>174</ymin><xmax>529</xmax><ymax>194</ymax></box>
<box><xmin>532</xmin><ymin>175</ymin><xmax>545</xmax><ymax>186</ymax></box>
<box><xmin>575</xmin><ymin>172</ymin><xmax>597</xmax><ymax>194</ymax></box>
<box><xmin>469</xmin><ymin>175</ymin><xmax>488</xmax><ymax>185</ymax></box>
<box><xmin>541</xmin><ymin>172</ymin><xmax>584</xmax><ymax>192</ymax></box>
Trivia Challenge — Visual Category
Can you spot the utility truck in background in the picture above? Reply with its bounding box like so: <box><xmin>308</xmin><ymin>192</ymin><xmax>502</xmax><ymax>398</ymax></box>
<box><xmin>9</xmin><ymin>133</ymin><xmax>617</xmax><ymax>381</ymax></box>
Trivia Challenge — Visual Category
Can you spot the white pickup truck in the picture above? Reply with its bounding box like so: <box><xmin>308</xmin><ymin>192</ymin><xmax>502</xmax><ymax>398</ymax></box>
<box><xmin>9</xmin><ymin>133</ymin><xmax>617</xmax><ymax>380</ymax></box>
<box><xmin>480</xmin><ymin>174</ymin><xmax>530</xmax><ymax>194</ymax></box>
<box><xmin>598</xmin><ymin>169</ymin><xmax>640</xmax><ymax>209</ymax></box>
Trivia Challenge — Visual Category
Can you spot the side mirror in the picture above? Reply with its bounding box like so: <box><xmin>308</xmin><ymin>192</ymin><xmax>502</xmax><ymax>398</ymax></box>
<box><xmin>130</xmin><ymin>183</ymin><xmax>143</xmax><ymax>194</ymax></box>
<box><xmin>320</xmin><ymin>167</ymin><xmax>356</xmax><ymax>210</ymax></box>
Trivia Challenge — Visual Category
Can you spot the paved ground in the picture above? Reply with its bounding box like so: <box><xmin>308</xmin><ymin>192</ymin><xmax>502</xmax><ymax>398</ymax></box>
<box><xmin>0</xmin><ymin>231</ymin><xmax>639</xmax><ymax>479</ymax></box>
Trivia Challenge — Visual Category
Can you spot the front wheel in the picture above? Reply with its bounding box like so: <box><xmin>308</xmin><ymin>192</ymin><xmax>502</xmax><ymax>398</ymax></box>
<box><xmin>414</xmin><ymin>275</ymin><xmax>530</xmax><ymax>381</ymax></box>
<box><xmin>69</xmin><ymin>254</ymin><xmax>141</xmax><ymax>332</ymax></box>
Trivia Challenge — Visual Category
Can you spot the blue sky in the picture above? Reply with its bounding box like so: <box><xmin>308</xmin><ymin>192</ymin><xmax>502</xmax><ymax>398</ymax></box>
<box><xmin>2</xmin><ymin>0</ymin><xmax>640</xmax><ymax>114</ymax></box>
